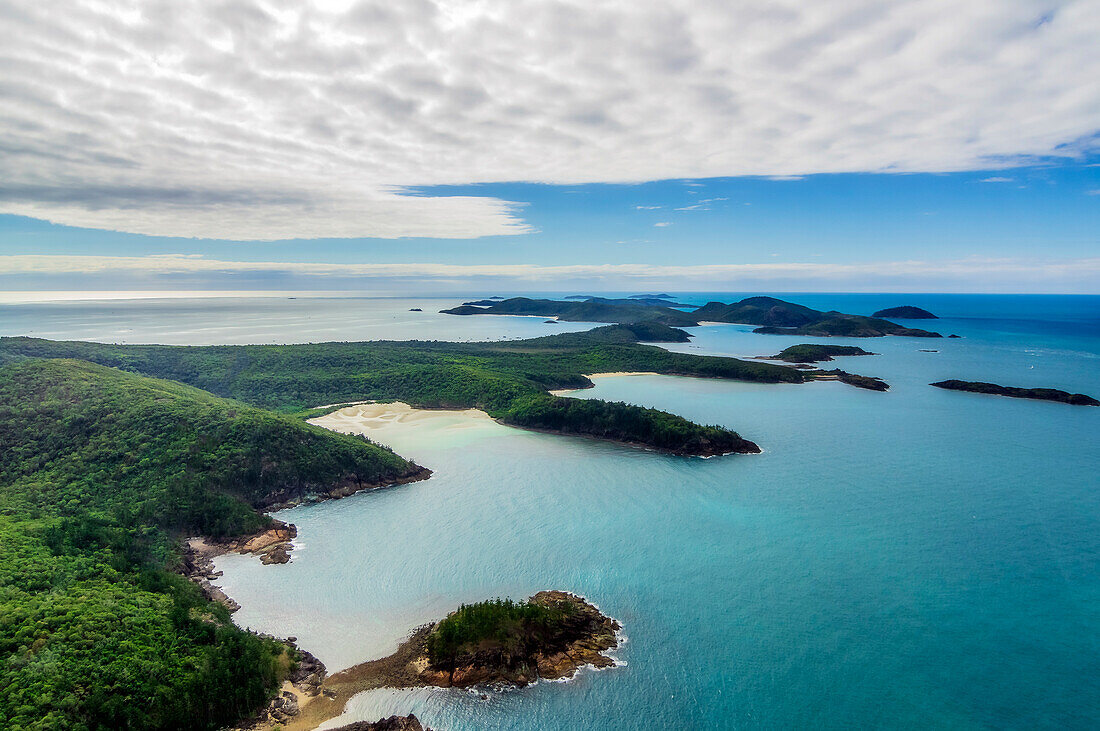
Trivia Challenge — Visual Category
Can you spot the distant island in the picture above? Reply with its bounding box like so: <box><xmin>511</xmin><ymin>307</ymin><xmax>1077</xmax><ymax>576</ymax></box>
<box><xmin>285</xmin><ymin>592</ymin><xmax>620</xmax><ymax>730</ymax></box>
<box><xmin>872</xmin><ymin>306</ymin><xmax>938</xmax><ymax>319</ymax></box>
<box><xmin>767</xmin><ymin>344</ymin><xmax>876</xmax><ymax>363</ymax></box>
<box><xmin>931</xmin><ymin>380</ymin><xmax>1098</xmax><ymax>406</ymax></box>
<box><xmin>444</xmin><ymin>295</ymin><xmax>941</xmax><ymax>337</ymax></box>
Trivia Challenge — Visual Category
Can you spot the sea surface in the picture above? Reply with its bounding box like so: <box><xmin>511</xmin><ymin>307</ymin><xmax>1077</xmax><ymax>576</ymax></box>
<box><xmin>5</xmin><ymin>293</ymin><xmax>1098</xmax><ymax>729</ymax></box>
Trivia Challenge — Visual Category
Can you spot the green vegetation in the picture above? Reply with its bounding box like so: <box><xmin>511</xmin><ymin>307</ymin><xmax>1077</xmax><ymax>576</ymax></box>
<box><xmin>0</xmin><ymin>325</ymin><xmax>800</xmax><ymax>454</ymax></box>
<box><xmin>445</xmin><ymin>295</ymin><xmax>943</xmax><ymax>337</ymax></box>
<box><xmin>931</xmin><ymin>380</ymin><xmax>1098</xmax><ymax>406</ymax></box>
<box><xmin>426</xmin><ymin>598</ymin><xmax>575</xmax><ymax>669</ymax></box>
<box><xmin>872</xmin><ymin>306</ymin><xmax>938</xmax><ymax>319</ymax></box>
<box><xmin>770</xmin><ymin>344</ymin><xmax>876</xmax><ymax>363</ymax></box>
<box><xmin>441</xmin><ymin>297</ymin><xmax>699</xmax><ymax>326</ymax></box>
<box><xmin>0</xmin><ymin>359</ymin><xmax>422</xmax><ymax>730</ymax></box>
<box><xmin>696</xmin><ymin>297</ymin><xmax>940</xmax><ymax>337</ymax></box>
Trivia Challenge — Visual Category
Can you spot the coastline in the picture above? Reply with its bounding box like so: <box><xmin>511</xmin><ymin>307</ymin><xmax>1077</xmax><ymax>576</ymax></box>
<box><xmin>548</xmin><ymin>371</ymin><xmax>662</xmax><ymax>396</ymax></box>
<box><xmin>269</xmin><ymin>592</ymin><xmax>621</xmax><ymax>731</ymax></box>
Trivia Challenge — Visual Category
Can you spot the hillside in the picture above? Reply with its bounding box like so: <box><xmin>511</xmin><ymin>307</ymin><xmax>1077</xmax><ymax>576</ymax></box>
<box><xmin>0</xmin><ymin>326</ymin><xmax>801</xmax><ymax>455</ymax></box>
<box><xmin>695</xmin><ymin>297</ymin><xmax>941</xmax><ymax>337</ymax></box>
<box><xmin>442</xmin><ymin>295</ymin><xmax>942</xmax><ymax>337</ymax></box>
<box><xmin>440</xmin><ymin>297</ymin><xmax>700</xmax><ymax>326</ymax></box>
<box><xmin>0</xmin><ymin>359</ymin><xmax>425</xmax><ymax>730</ymax></box>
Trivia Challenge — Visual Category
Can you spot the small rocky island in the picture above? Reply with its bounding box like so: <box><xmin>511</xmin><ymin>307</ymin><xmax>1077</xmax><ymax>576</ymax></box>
<box><xmin>767</xmin><ymin>344</ymin><xmax>876</xmax><ymax>363</ymax></box>
<box><xmin>872</xmin><ymin>306</ymin><xmax>938</xmax><ymax>319</ymax></box>
<box><xmin>286</xmin><ymin>592</ymin><xmax>620</xmax><ymax>729</ymax></box>
<box><xmin>931</xmin><ymin>380</ymin><xmax>1098</xmax><ymax>406</ymax></box>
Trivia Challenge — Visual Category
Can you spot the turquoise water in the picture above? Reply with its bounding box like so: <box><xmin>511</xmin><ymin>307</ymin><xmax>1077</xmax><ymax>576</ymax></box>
<box><xmin>6</xmin><ymin>293</ymin><xmax>1099</xmax><ymax>728</ymax></box>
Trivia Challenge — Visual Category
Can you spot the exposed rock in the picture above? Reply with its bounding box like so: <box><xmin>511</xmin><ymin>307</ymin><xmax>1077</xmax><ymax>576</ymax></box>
<box><xmin>260</xmin><ymin>544</ymin><xmax>291</xmax><ymax>565</ymax></box>
<box><xmin>327</xmin><ymin>715</ymin><xmax>428</xmax><ymax>731</ymax></box>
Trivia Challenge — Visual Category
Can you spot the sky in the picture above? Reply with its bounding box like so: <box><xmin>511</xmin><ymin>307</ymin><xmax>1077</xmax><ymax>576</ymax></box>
<box><xmin>1</xmin><ymin>0</ymin><xmax>1098</xmax><ymax>294</ymax></box>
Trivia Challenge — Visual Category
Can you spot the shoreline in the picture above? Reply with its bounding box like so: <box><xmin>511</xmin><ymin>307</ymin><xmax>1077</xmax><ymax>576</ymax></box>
<box><xmin>548</xmin><ymin>371</ymin><xmax>662</xmax><ymax>396</ymax></box>
<box><xmin>272</xmin><ymin>592</ymin><xmax>621</xmax><ymax>731</ymax></box>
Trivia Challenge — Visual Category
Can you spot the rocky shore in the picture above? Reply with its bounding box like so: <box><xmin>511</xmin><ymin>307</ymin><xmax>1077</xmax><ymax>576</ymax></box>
<box><xmin>181</xmin><ymin>520</ymin><xmax>299</xmax><ymax>611</ymax></box>
<box><xmin>276</xmin><ymin>591</ymin><xmax>622</xmax><ymax>731</ymax></box>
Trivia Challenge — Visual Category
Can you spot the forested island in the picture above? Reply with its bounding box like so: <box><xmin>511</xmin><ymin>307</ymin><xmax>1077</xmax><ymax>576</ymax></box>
<box><xmin>931</xmin><ymin>380</ymin><xmax>1098</xmax><ymax>406</ymax></box>
<box><xmin>767</xmin><ymin>344</ymin><xmax>877</xmax><ymax>363</ymax></box>
<box><xmin>872</xmin><ymin>306</ymin><xmax>938</xmax><ymax>319</ymax></box>
<box><xmin>281</xmin><ymin>592</ymin><xmax>620</xmax><ymax>731</ymax></box>
<box><xmin>443</xmin><ymin>295</ymin><xmax>942</xmax><ymax>337</ymax></box>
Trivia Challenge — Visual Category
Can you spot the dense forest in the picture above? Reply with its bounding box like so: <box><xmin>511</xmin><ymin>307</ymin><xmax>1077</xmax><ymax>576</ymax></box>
<box><xmin>425</xmin><ymin>597</ymin><xmax>574</xmax><ymax>668</ymax></box>
<box><xmin>0</xmin><ymin>325</ymin><xmax>799</xmax><ymax>454</ymax></box>
<box><xmin>0</xmin><ymin>359</ymin><xmax>422</xmax><ymax>730</ymax></box>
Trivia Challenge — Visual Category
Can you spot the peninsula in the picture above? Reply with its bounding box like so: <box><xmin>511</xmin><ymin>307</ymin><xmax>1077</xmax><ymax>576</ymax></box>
<box><xmin>931</xmin><ymin>380</ymin><xmax>1098</xmax><ymax>406</ymax></box>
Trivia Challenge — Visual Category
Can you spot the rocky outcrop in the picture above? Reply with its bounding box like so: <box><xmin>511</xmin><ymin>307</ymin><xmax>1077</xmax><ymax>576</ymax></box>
<box><xmin>181</xmin><ymin>520</ymin><xmax>299</xmax><ymax>610</ymax></box>
<box><xmin>415</xmin><ymin>591</ymin><xmax>620</xmax><ymax>688</ymax></box>
<box><xmin>328</xmin><ymin>715</ymin><xmax>428</xmax><ymax>731</ymax></box>
<box><xmin>260</xmin><ymin>465</ymin><xmax>433</xmax><ymax>511</ymax></box>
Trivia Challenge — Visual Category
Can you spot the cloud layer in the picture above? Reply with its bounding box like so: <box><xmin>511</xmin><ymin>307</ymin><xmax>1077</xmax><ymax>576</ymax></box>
<box><xmin>4</xmin><ymin>254</ymin><xmax>1098</xmax><ymax>293</ymax></box>
<box><xmin>2</xmin><ymin>0</ymin><xmax>1099</xmax><ymax>238</ymax></box>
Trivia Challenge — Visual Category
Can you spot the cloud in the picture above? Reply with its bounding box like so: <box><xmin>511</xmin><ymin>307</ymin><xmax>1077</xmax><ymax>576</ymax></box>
<box><xmin>980</xmin><ymin>177</ymin><xmax>1015</xmax><ymax>182</ymax></box>
<box><xmin>2</xmin><ymin>0</ymin><xmax>1099</xmax><ymax>239</ymax></box>
<box><xmin>654</xmin><ymin>221</ymin><xmax>672</xmax><ymax>227</ymax></box>
<box><xmin>1086</xmin><ymin>189</ymin><xmax>1100</xmax><ymax>195</ymax></box>
<box><xmin>766</xmin><ymin>176</ymin><xmax>805</xmax><ymax>181</ymax></box>
<box><xmin>5</xmin><ymin>254</ymin><xmax>1098</xmax><ymax>286</ymax></box>
<box><xmin>635</xmin><ymin>205</ymin><xmax>663</xmax><ymax>210</ymax></box>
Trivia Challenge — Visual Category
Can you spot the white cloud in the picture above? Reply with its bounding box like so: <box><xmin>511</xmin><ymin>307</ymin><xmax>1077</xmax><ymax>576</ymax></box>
<box><xmin>654</xmin><ymin>221</ymin><xmax>672</xmax><ymax>227</ymax></box>
<box><xmin>4</xmin><ymin>254</ymin><xmax>1098</xmax><ymax>285</ymax></box>
<box><xmin>1</xmin><ymin>0</ymin><xmax>1099</xmax><ymax>239</ymax></box>
<box><xmin>1086</xmin><ymin>189</ymin><xmax>1100</xmax><ymax>195</ymax></box>
<box><xmin>980</xmin><ymin>177</ymin><xmax>1015</xmax><ymax>182</ymax></box>
<box><xmin>635</xmin><ymin>205</ymin><xmax>663</xmax><ymax>210</ymax></box>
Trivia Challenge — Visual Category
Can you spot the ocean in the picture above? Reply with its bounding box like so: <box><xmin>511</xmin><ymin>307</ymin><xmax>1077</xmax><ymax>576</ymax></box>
<box><xmin>4</xmin><ymin>293</ymin><xmax>1098</xmax><ymax>729</ymax></box>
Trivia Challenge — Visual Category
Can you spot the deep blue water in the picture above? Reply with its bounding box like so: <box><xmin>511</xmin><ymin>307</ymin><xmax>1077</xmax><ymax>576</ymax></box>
<box><xmin>5</xmin><ymin>293</ymin><xmax>1098</xmax><ymax>729</ymax></box>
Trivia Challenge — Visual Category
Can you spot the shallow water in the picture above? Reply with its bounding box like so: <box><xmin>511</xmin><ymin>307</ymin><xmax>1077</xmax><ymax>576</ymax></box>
<box><xmin>199</xmin><ymin>295</ymin><xmax>1100</xmax><ymax>730</ymax></box>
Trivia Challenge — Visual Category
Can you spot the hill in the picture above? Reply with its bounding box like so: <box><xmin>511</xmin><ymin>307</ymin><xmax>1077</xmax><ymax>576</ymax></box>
<box><xmin>872</xmin><ymin>306</ymin><xmax>938</xmax><ymax>319</ymax></box>
<box><xmin>441</xmin><ymin>297</ymin><xmax>700</xmax><ymax>326</ymax></box>
<box><xmin>695</xmin><ymin>297</ymin><xmax>941</xmax><ymax>337</ymax></box>
<box><xmin>0</xmin><ymin>359</ymin><xmax>425</xmax><ymax>730</ymax></box>
<box><xmin>1</xmin><ymin>326</ymin><xmax>802</xmax><ymax>455</ymax></box>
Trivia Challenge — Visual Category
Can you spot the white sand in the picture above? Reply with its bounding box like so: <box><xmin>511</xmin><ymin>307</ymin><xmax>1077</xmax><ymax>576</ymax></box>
<box><xmin>308</xmin><ymin>401</ymin><xmax>491</xmax><ymax>434</ymax></box>
<box><xmin>548</xmin><ymin>371</ymin><xmax>662</xmax><ymax>396</ymax></box>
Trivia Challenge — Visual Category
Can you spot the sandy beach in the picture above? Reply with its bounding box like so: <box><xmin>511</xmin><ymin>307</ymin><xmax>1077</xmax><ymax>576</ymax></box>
<box><xmin>308</xmin><ymin>401</ymin><xmax>492</xmax><ymax>434</ymax></box>
<box><xmin>548</xmin><ymin>371</ymin><xmax>662</xmax><ymax>396</ymax></box>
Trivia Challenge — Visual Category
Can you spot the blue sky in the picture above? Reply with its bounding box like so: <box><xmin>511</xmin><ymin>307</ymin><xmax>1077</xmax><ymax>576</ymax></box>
<box><xmin>2</xmin><ymin>1</ymin><xmax>1098</xmax><ymax>294</ymax></box>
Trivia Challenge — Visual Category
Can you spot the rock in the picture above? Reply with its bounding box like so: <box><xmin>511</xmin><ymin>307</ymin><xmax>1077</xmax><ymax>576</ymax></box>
<box><xmin>260</xmin><ymin>543</ymin><xmax>291</xmax><ymax>564</ymax></box>
<box><xmin>327</xmin><ymin>715</ymin><xmax>427</xmax><ymax>731</ymax></box>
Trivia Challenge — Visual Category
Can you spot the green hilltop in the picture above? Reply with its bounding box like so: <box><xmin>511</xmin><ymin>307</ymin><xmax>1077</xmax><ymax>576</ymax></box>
<box><xmin>0</xmin><ymin>359</ymin><xmax>423</xmax><ymax>730</ymax></box>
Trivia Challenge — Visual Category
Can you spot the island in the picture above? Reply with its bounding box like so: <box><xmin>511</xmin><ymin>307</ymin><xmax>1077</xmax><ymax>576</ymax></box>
<box><xmin>443</xmin><ymin>295</ymin><xmax>942</xmax><ymax>337</ymax></box>
<box><xmin>871</xmin><ymin>306</ymin><xmax>938</xmax><ymax>319</ymax></box>
<box><xmin>811</xmin><ymin>369</ymin><xmax>890</xmax><ymax>391</ymax></box>
<box><xmin>931</xmin><ymin>380</ymin><xmax>1098</xmax><ymax>406</ymax></box>
<box><xmin>280</xmin><ymin>592</ymin><xmax>620</xmax><ymax>731</ymax></box>
<box><xmin>767</xmin><ymin>344</ymin><xmax>876</xmax><ymax>363</ymax></box>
